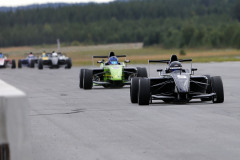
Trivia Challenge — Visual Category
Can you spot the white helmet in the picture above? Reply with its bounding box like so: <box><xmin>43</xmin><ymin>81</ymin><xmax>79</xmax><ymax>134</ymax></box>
<box><xmin>52</xmin><ymin>52</ymin><xmax>58</xmax><ymax>57</ymax></box>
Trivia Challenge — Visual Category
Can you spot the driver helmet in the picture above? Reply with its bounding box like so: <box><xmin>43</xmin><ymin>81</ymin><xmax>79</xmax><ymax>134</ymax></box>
<box><xmin>169</xmin><ymin>61</ymin><xmax>182</xmax><ymax>71</ymax></box>
<box><xmin>52</xmin><ymin>52</ymin><xmax>58</xmax><ymax>57</ymax></box>
<box><xmin>0</xmin><ymin>53</ymin><xmax>3</xmax><ymax>58</ymax></box>
<box><xmin>108</xmin><ymin>56</ymin><xmax>118</xmax><ymax>65</ymax></box>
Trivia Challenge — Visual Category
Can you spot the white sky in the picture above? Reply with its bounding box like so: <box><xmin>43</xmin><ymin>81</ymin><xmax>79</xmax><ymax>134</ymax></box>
<box><xmin>0</xmin><ymin>0</ymin><xmax>115</xmax><ymax>7</ymax></box>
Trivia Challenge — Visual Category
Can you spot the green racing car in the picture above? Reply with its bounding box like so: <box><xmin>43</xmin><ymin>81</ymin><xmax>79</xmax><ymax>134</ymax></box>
<box><xmin>79</xmin><ymin>52</ymin><xmax>147</xmax><ymax>89</ymax></box>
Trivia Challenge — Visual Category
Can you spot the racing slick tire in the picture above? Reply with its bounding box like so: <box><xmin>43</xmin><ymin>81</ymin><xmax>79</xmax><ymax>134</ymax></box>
<box><xmin>83</xmin><ymin>69</ymin><xmax>93</xmax><ymax>89</ymax></box>
<box><xmin>11</xmin><ymin>59</ymin><xmax>16</xmax><ymax>69</ymax></box>
<box><xmin>211</xmin><ymin>76</ymin><xmax>224</xmax><ymax>103</ymax></box>
<box><xmin>138</xmin><ymin>78</ymin><xmax>150</xmax><ymax>105</ymax></box>
<box><xmin>38</xmin><ymin>59</ymin><xmax>43</xmax><ymax>70</ymax></box>
<box><xmin>65</xmin><ymin>58</ymin><xmax>72</xmax><ymax>69</ymax></box>
<box><xmin>18</xmin><ymin>60</ymin><xmax>22</xmax><ymax>68</ymax></box>
<box><xmin>79</xmin><ymin>68</ymin><xmax>85</xmax><ymax>88</ymax></box>
<box><xmin>137</xmin><ymin>67</ymin><xmax>148</xmax><ymax>77</ymax></box>
<box><xmin>201</xmin><ymin>75</ymin><xmax>212</xmax><ymax>101</ymax></box>
<box><xmin>30</xmin><ymin>60</ymin><xmax>35</xmax><ymax>68</ymax></box>
<box><xmin>130</xmin><ymin>77</ymin><xmax>140</xmax><ymax>103</ymax></box>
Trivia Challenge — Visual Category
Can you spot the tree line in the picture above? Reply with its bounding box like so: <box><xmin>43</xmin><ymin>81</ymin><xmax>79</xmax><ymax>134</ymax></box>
<box><xmin>0</xmin><ymin>0</ymin><xmax>240</xmax><ymax>48</ymax></box>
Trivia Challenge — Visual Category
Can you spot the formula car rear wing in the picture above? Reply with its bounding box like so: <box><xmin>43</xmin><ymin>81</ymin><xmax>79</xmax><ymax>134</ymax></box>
<box><xmin>93</xmin><ymin>55</ymin><xmax>127</xmax><ymax>58</ymax></box>
<box><xmin>148</xmin><ymin>59</ymin><xmax>192</xmax><ymax>63</ymax></box>
<box><xmin>92</xmin><ymin>55</ymin><xmax>127</xmax><ymax>66</ymax></box>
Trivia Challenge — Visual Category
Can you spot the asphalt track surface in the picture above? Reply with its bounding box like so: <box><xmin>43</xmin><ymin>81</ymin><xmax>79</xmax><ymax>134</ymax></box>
<box><xmin>1</xmin><ymin>62</ymin><xmax>240</xmax><ymax>160</ymax></box>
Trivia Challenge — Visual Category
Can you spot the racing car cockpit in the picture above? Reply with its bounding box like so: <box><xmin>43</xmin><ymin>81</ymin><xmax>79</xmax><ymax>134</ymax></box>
<box><xmin>108</xmin><ymin>56</ymin><xmax>119</xmax><ymax>65</ymax></box>
<box><xmin>27</xmin><ymin>52</ymin><xmax>34</xmax><ymax>58</ymax></box>
<box><xmin>168</xmin><ymin>61</ymin><xmax>182</xmax><ymax>73</ymax></box>
<box><xmin>165</xmin><ymin>55</ymin><xmax>183</xmax><ymax>73</ymax></box>
<box><xmin>52</xmin><ymin>52</ymin><xmax>58</xmax><ymax>57</ymax></box>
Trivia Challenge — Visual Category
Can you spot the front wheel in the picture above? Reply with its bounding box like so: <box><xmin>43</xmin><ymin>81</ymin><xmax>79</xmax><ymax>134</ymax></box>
<box><xmin>83</xmin><ymin>69</ymin><xmax>93</xmax><ymax>89</ymax></box>
<box><xmin>18</xmin><ymin>60</ymin><xmax>22</xmax><ymax>68</ymax></box>
<box><xmin>130</xmin><ymin>77</ymin><xmax>140</xmax><ymax>103</ymax></box>
<box><xmin>138</xmin><ymin>78</ymin><xmax>150</xmax><ymax>105</ymax></box>
<box><xmin>38</xmin><ymin>59</ymin><xmax>43</xmax><ymax>69</ymax></box>
<box><xmin>79</xmin><ymin>69</ymin><xmax>85</xmax><ymax>88</ymax></box>
<box><xmin>65</xmin><ymin>58</ymin><xmax>72</xmax><ymax>69</ymax></box>
<box><xmin>211</xmin><ymin>76</ymin><xmax>224</xmax><ymax>103</ymax></box>
<box><xmin>137</xmin><ymin>67</ymin><xmax>148</xmax><ymax>77</ymax></box>
<box><xmin>11</xmin><ymin>59</ymin><xmax>16</xmax><ymax>69</ymax></box>
<box><xmin>30</xmin><ymin>60</ymin><xmax>35</xmax><ymax>68</ymax></box>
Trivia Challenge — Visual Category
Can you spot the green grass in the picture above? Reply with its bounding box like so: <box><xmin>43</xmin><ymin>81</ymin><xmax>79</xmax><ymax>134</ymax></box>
<box><xmin>2</xmin><ymin>43</ymin><xmax>240</xmax><ymax>65</ymax></box>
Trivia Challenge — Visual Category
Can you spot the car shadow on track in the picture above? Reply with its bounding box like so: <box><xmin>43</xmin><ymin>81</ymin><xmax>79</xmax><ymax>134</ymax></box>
<box><xmin>91</xmin><ymin>87</ymin><xmax>130</xmax><ymax>90</ymax></box>
<box><xmin>149</xmin><ymin>100</ymin><xmax>214</xmax><ymax>106</ymax></box>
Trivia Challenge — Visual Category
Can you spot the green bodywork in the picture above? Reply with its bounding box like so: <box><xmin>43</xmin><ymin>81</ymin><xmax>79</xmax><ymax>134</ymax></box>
<box><xmin>94</xmin><ymin>62</ymin><xmax>128</xmax><ymax>86</ymax></box>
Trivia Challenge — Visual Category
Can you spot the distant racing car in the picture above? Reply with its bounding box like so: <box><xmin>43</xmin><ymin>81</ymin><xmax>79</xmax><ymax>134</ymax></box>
<box><xmin>130</xmin><ymin>55</ymin><xmax>224</xmax><ymax>105</ymax></box>
<box><xmin>18</xmin><ymin>52</ymin><xmax>38</xmax><ymax>68</ymax></box>
<box><xmin>0</xmin><ymin>53</ymin><xmax>16</xmax><ymax>69</ymax></box>
<box><xmin>79</xmin><ymin>52</ymin><xmax>148</xmax><ymax>89</ymax></box>
<box><xmin>38</xmin><ymin>52</ymin><xmax>72</xmax><ymax>69</ymax></box>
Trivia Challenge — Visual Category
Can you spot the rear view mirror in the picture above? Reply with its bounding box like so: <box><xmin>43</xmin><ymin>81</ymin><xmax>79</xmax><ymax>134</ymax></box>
<box><xmin>191</xmin><ymin>68</ymin><xmax>197</xmax><ymax>75</ymax></box>
<box><xmin>157</xmin><ymin>69</ymin><xmax>162</xmax><ymax>72</ymax></box>
<box><xmin>125</xmin><ymin>60</ymin><xmax>130</xmax><ymax>63</ymax></box>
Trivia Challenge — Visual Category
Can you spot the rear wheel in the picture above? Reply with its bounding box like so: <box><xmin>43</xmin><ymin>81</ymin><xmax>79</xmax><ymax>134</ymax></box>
<box><xmin>130</xmin><ymin>77</ymin><xmax>140</xmax><ymax>103</ymax></box>
<box><xmin>11</xmin><ymin>59</ymin><xmax>16</xmax><ymax>69</ymax></box>
<box><xmin>38</xmin><ymin>59</ymin><xmax>43</xmax><ymax>69</ymax></box>
<box><xmin>211</xmin><ymin>76</ymin><xmax>224</xmax><ymax>103</ymax></box>
<box><xmin>137</xmin><ymin>67</ymin><xmax>148</xmax><ymax>77</ymax></box>
<box><xmin>138</xmin><ymin>78</ymin><xmax>150</xmax><ymax>105</ymax></box>
<box><xmin>18</xmin><ymin>60</ymin><xmax>22</xmax><ymax>68</ymax></box>
<box><xmin>79</xmin><ymin>69</ymin><xmax>85</xmax><ymax>88</ymax></box>
<box><xmin>83</xmin><ymin>69</ymin><xmax>93</xmax><ymax>89</ymax></box>
<box><xmin>201</xmin><ymin>75</ymin><xmax>212</xmax><ymax>101</ymax></box>
<box><xmin>30</xmin><ymin>60</ymin><xmax>35</xmax><ymax>68</ymax></box>
<box><xmin>65</xmin><ymin>58</ymin><xmax>72</xmax><ymax>69</ymax></box>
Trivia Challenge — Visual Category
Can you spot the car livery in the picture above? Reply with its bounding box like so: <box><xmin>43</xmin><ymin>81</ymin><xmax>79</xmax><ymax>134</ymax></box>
<box><xmin>38</xmin><ymin>52</ymin><xmax>72</xmax><ymax>69</ymax></box>
<box><xmin>130</xmin><ymin>55</ymin><xmax>224</xmax><ymax>105</ymax></box>
<box><xmin>18</xmin><ymin>53</ymin><xmax>38</xmax><ymax>68</ymax></box>
<box><xmin>0</xmin><ymin>53</ymin><xmax>16</xmax><ymax>69</ymax></box>
<box><xmin>79</xmin><ymin>52</ymin><xmax>148</xmax><ymax>89</ymax></box>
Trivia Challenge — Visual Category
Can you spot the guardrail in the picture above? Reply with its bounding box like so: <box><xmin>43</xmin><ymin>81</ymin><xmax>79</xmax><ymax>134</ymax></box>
<box><xmin>0</xmin><ymin>80</ymin><xmax>32</xmax><ymax>160</ymax></box>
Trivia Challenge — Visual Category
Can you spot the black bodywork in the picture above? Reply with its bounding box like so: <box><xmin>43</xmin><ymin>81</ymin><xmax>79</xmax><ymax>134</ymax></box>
<box><xmin>131</xmin><ymin>55</ymin><xmax>224</xmax><ymax>105</ymax></box>
<box><xmin>149</xmin><ymin>70</ymin><xmax>210</xmax><ymax>102</ymax></box>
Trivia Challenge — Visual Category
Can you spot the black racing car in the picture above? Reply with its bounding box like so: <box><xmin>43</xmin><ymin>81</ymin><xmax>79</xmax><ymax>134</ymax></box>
<box><xmin>130</xmin><ymin>55</ymin><xmax>224</xmax><ymax>105</ymax></box>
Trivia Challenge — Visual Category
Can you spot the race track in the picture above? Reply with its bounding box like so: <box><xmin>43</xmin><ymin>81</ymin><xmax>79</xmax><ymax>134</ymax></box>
<box><xmin>1</xmin><ymin>62</ymin><xmax>240</xmax><ymax>160</ymax></box>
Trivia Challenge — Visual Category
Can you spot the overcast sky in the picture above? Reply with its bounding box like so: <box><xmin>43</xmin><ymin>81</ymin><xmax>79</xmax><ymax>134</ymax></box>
<box><xmin>0</xmin><ymin>0</ymin><xmax>115</xmax><ymax>7</ymax></box>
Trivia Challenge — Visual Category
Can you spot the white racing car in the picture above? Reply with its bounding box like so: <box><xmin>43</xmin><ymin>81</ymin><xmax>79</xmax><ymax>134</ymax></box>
<box><xmin>0</xmin><ymin>53</ymin><xmax>16</xmax><ymax>69</ymax></box>
<box><xmin>38</xmin><ymin>52</ymin><xmax>72</xmax><ymax>69</ymax></box>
